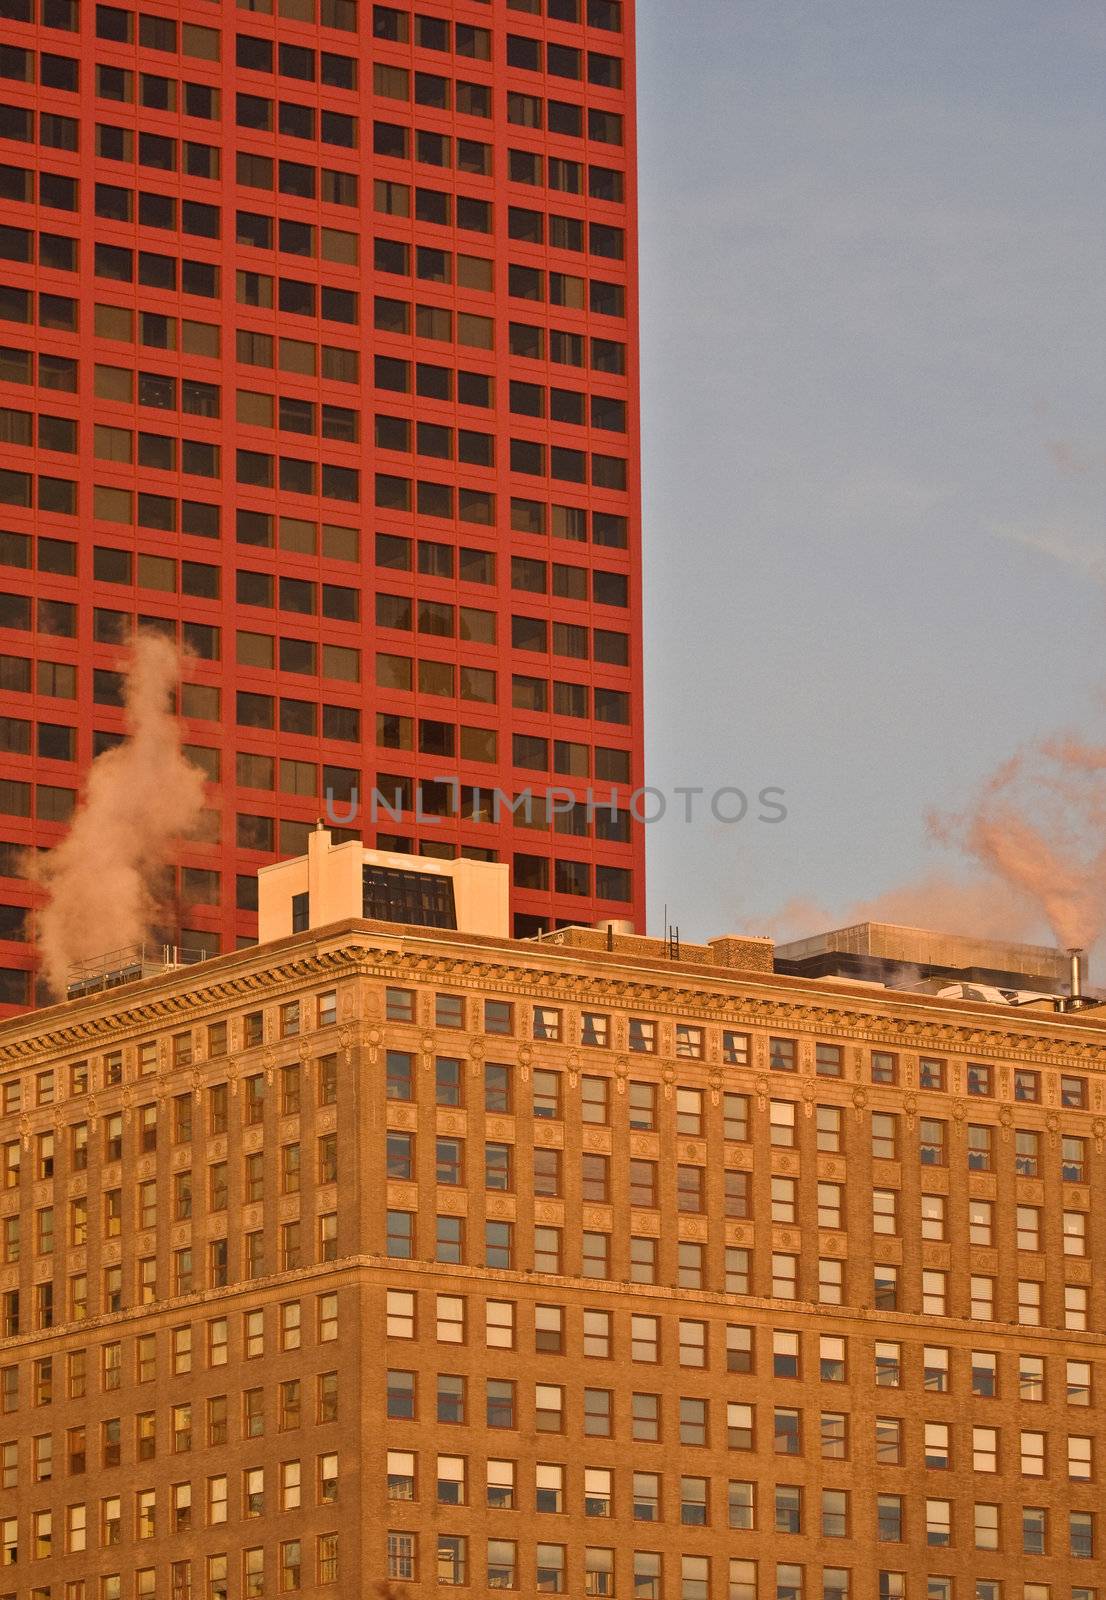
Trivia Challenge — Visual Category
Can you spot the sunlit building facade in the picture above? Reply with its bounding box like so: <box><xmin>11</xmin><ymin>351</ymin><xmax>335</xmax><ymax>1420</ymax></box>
<box><xmin>0</xmin><ymin>915</ymin><xmax>1104</xmax><ymax>1599</ymax></box>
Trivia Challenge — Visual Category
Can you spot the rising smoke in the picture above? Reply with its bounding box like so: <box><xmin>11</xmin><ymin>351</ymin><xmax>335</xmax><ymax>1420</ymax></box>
<box><xmin>931</xmin><ymin>735</ymin><xmax>1106</xmax><ymax>955</ymax></box>
<box><xmin>756</xmin><ymin>737</ymin><xmax>1106</xmax><ymax>961</ymax></box>
<box><xmin>33</xmin><ymin>634</ymin><xmax>206</xmax><ymax>996</ymax></box>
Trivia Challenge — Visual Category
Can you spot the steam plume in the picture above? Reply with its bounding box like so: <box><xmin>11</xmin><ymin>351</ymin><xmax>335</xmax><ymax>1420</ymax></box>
<box><xmin>931</xmin><ymin>736</ymin><xmax>1106</xmax><ymax>953</ymax></box>
<box><xmin>849</xmin><ymin>871</ymin><xmax>1041</xmax><ymax>943</ymax></box>
<box><xmin>34</xmin><ymin>635</ymin><xmax>206</xmax><ymax>996</ymax></box>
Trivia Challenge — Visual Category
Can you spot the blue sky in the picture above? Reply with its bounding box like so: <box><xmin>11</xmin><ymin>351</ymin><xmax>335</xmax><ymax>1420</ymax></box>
<box><xmin>637</xmin><ymin>0</ymin><xmax>1106</xmax><ymax>945</ymax></box>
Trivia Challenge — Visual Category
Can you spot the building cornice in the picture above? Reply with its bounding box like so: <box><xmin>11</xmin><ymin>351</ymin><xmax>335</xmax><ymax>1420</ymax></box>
<box><xmin>2</xmin><ymin>927</ymin><xmax>1105</xmax><ymax>1075</ymax></box>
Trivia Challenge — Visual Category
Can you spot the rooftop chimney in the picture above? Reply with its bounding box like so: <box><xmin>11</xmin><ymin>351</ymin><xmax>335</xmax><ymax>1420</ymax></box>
<box><xmin>1067</xmin><ymin>947</ymin><xmax>1086</xmax><ymax>1010</ymax></box>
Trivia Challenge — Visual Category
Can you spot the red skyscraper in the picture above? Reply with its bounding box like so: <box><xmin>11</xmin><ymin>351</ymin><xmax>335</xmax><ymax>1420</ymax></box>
<box><xmin>0</xmin><ymin>0</ymin><xmax>642</xmax><ymax>1006</ymax></box>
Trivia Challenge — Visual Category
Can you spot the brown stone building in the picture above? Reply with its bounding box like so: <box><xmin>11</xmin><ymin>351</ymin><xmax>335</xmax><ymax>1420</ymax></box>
<box><xmin>1</xmin><ymin>911</ymin><xmax>1104</xmax><ymax>1600</ymax></box>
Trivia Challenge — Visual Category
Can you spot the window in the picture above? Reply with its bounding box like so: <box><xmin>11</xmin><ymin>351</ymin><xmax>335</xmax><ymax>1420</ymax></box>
<box><xmin>774</xmin><ymin>1407</ymin><xmax>801</xmax><ymax>1454</ymax></box>
<box><xmin>877</xmin><ymin>1495</ymin><xmax>902</xmax><ymax>1541</ymax></box>
<box><xmin>1016</xmin><ymin>1205</ymin><xmax>1041</xmax><ymax>1252</ymax></box>
<box><xmin>533</xmin><ymin>1070</ymin><xmax>562</xmax><ymax>1119</ymax></box>
<box><xmin>871</xmin><ymin>1051</ymin><xmax>897</xmax><ymax>1083</ymax></box>
<box><xmin>970</xmin><ymin>1276</ymin><xmax>994</xmax><ymax>1320</ymax></box>
<box><xmin>770</xmin><ymin>1036</ymin><xmax>796</xmax><ymax>1072</ymax></box>
<box><xmin>1070</xmin><ymin>1508</ymin><xmax>1094</xmax><ymax>1557</ymax></box>
<box><xmin>972</xmin><ymin>1352</ymin><xmax>997</xmax><ymax>1397</ymax></box>
<box><xmin>925</xmin><ymin>1421</ymin><xmax>950</xmax><ymax>1469</ymax></box>
<box><xmin>972</xmin><ymin>1426</ymin><xmax>997</xmax><ymax>1472</ymax></box>
<box><xmin>1063</xmin><ymin>1135</ymin><xmax>1086</xmax><ymax>1180</ymax></box>
<box><xmin>821</xmin><ymin>1411</ymin><xmax>847</xmax><ymax>1459</ymax></box>
<box><xmin>920</xmin><ymin>1118</ymin><xmax>946</xmax><ymax>1165</ymax></box>
<box><xmin>1015</xmin><ymin>1129</ymin><xmax>1040</xmax><ymax>1176</ymax></box>
<box><xmin>1064</xmin><ymin>1209</ymin><xmax>1087</xmax><ymax>1255</ymax></box>
<box><xmin>1067</xmin><ymin>1359</ymin><xmax>1092</xmax><ymax>1405</ymax></box>
<box><xmin>675</xmin><ymin>1023</ymin><xmax>704</xmax><ymax>1059</ymax></box>
<box><xmin>967</xmin><ymin>1124</ymin><xmax>993</xmax><ymax>1170</ymax></box>
<box><xmin>536</xmin><ymin>1461</ymin><xmax>564</xmax><ymax>1512</ymax></box>
<box><xmin>962</xmin><ymin>1062</ymin><xmax>991</xmax><ymax>1098</ymax></box>
<box><xmin>773</xmin><ymin>1330</ymin><xmax>800</xmax><ymax>1378</ymax></box>
<box><xmin>871</xmin><ymin>1113</ymin><xmax>897</xmax><ymax>1160</ymax></box>
<box><xmin>875</xmin><ymin>1416</ymin><xmax>901</xmax><ymax>1465</ymax></box>
<box><xmin>773</xmin><ymin>1253</ymin><xmax>798</xmax><ymax>1298</ymax></box>
<box><xmin>629</xmin><ymin>1017</ymin><xmax>656</xmax><ymax>1053</ymax></box>
<box><xmin>1022</xmin><ymin>1505</ymin><xmax>1046</xmax><ymax>1555</ymax></box>
<box><xmin>770</xmin><ymin>1099</ymin><xmax>796</xmax><ymax>1147</ymax></box>
<box><xmin>487</xmin><ymin>1460</ymin><xmax>514</xmax><ymax>1510</ymax></box>
<box><xmin>1066</xmin><ymin>1282</ymin><xmax>1089</xmax><ymax>1330</ymax></box>
<box><xmin>1068</xmin><ymin>1437</ymin><xmax>1092</xmax><ymax>1481</ymax></box>
<box><xmin>676</xmin><ymin>1087</ymin><xmax>703</xmax><ymax>1134</ymax></box>
<box><xmin>817</xmin><ymin>1104</ymin><xmax>843</xmax><ymax>1151</ymax></box>
<box><xmin>724</xmin><ymin>1092</ymin><xmax>749</xmax><ymax>1140</ymax></box>
<box><xmin>823</xmin><ymin>1488</ymin><xmax>849</xmax><ymax>1537</ymax></box>
<box><xmin>919</xmin><ymin>1056</ymin><xmax>945</xmax><ymax>1090</ymax></box>
<box><xmin>872</xmin><ymin>1189</ymin><xmax>897</xmax><ymax>1234</ymax></box>
<box><xmin>875</xmin><ymin>1342</ymin><xmax>901</xmax><ymax>1387</ymax></box>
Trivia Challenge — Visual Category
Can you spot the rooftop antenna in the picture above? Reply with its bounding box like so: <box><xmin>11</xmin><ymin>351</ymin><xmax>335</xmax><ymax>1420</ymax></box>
<box><xmin>667</xmin><ymin>921</ymin><xmax>680</xmax><ymax>961</ymax></box>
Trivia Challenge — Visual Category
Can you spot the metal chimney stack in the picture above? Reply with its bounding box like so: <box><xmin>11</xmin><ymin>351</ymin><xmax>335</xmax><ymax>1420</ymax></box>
<box><xmin>1067</xmin><ymin>948</ymin><xmax>1085</xmax><ymax>1011</ymax></box>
